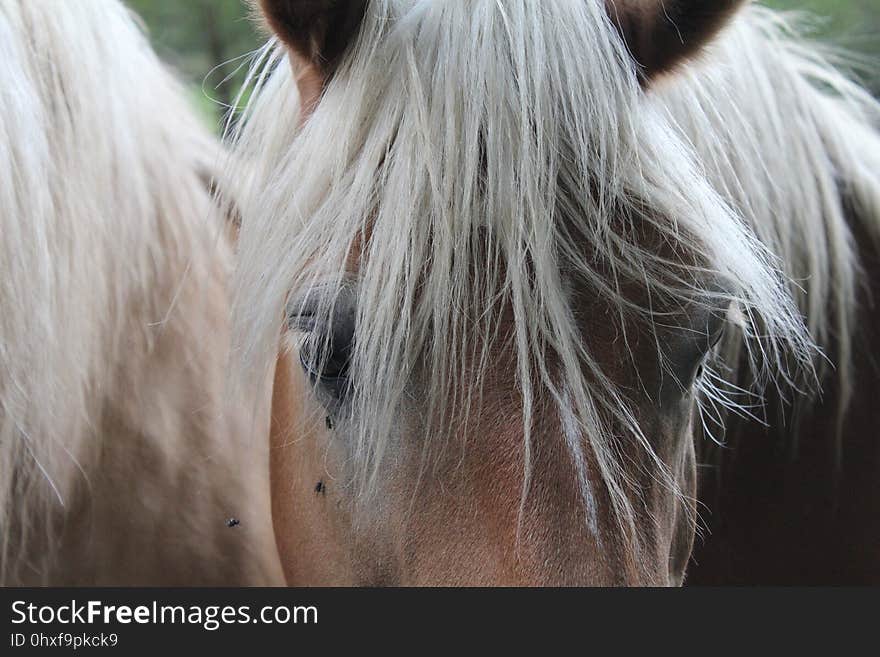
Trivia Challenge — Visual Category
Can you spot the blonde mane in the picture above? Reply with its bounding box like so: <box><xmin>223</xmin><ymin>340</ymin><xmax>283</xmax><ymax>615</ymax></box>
<box><xmin>229</xmin><ymin>1</ymin><xmax>877</xmax><ymax>553</ymax></box>
<box><xmin>657</xmin><ymin>6</ymin><xmax>880</xmax><ymax>451</ymax></box>
<box><xmin>0</xmin><ymin>1</ymin><xmax>276</xmax><ymax>584</ymax></box>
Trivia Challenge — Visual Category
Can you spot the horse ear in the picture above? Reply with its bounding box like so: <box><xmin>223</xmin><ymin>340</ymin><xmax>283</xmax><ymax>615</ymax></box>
<box><xmin>257</xmin><ymin>0</ymin><xmax>368</xmax><ymax>74</ymax></box>
<box><xmin>606</xmin><ymin>0</ymin><xmax>747</xmax><ymax>84</ymax></box>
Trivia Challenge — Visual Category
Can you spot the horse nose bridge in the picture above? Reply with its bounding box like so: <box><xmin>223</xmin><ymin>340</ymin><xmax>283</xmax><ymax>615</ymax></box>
<box><xmin>396</xmin><ymin>411</ymin><xmax>657</xmax><ymax>585</ymax></box>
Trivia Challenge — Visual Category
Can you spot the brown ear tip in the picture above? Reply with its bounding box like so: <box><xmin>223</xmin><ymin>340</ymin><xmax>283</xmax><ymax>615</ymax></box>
<box><xmin>609</xmin><ymin>0</ymin><xmax>747</xmax><ymax>86</ymax></box>
<box><xmin>255</xmin><ymin>0</ymin><xmax>368</xmax><ymax>73</ymax></box>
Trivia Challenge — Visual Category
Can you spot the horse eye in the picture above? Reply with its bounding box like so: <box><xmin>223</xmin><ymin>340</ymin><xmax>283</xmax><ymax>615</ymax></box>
<box><xmin>664</xmin><ymin>306</ymin><xmax>727</xmax><ymax>398</ymax></box>
<box><xmin>692</xmin><ymin>320</ymin><xmax>725</xmax><ymax>382</ymax></box>
<box><xmin>300</xmin><ymin>333</ymin><xmax>351</xmax><ymax>379</ymax></box>
<box><xmin>298</xmin><ymin>317</ymin><xmax>355</xmax><ymax>398</ymax></box>
<box><xmin>288</xmin><ymin>286</ymin><xmax>358</xmax><ymax>397</ymax></box>
<box><xmin>694</xmin><ymin>351</ymin><xmax>712</xmax><ymax>381</ymax></box>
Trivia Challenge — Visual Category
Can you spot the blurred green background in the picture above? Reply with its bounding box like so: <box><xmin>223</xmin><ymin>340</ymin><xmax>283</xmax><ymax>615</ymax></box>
<box><xmin>124</xmin><ymin>0</ymin><xmax>880</xmax><ymax>130</ymax></box>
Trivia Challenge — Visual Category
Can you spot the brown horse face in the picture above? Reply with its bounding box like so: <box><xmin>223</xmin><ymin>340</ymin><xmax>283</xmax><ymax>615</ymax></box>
<box><xmin>257</xmin><ymin>0</ymin><xmax>744</xmax><ymax>585</ymax></box>
<box><xmin>271</xmin><ymin>278</ymin><xmax>723</xmax><ymax>586</ymax></box>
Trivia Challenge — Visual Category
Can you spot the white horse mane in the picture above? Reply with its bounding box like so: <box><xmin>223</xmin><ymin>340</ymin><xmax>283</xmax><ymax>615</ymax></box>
<box><xmin>229</xmin><ymin>1</ymin><xmax>878</xmax><ymax>552</ymax></box>
<box><xmin>0</xmin><ymin>1</ymin><xmax>230</xmax><ymax>582</ymax></box>
<box><xmin>657</xmin><ymin>8</ymin><xmax>880</xmax><ymax>450</ymax></box>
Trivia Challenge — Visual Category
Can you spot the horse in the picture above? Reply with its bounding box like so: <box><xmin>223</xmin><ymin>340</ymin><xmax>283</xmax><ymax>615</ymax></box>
<box><xmin>228</xmin><ymin>0</ymin><xmax>880</xmax><ymax>586</ymax></box>
<box><xmin>0</xmin><ymin>0</ymin><xmax>282</xmax><ymax>585</ymax></box>
<box><xmin>655</xmin><ymin>8</ymin><xmax>880</xmax><ymax>584</ymax></box>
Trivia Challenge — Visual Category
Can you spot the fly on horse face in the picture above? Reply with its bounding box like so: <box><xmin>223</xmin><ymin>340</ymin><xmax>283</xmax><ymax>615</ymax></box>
<box><xmin>0</xmin><ymin>1</ymin><xmax>282</xmax><ymax>585</ymax></box>
<box><xmin>231</xmin><ymin>0</ymin><xmax>880</xmax><ymax>585</ymax></box>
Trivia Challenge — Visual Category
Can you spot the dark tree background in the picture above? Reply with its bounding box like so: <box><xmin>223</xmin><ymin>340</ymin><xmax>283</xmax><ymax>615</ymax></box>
<box><xmin>124</xmin><ymin>0</ymin><xmax>880</xmax><ymax>130</ymax></box>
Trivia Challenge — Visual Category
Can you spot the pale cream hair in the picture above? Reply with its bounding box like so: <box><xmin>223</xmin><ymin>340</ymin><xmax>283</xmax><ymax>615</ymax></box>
<box><xmin>0</xmin><ymin>0</ymin><xmax>279</xmax><ymax>584</ymax></box>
